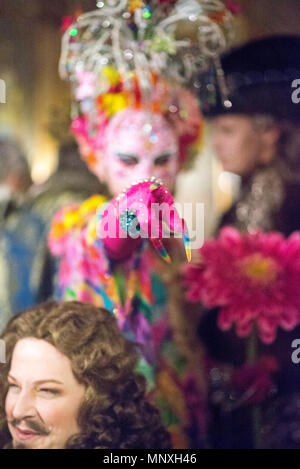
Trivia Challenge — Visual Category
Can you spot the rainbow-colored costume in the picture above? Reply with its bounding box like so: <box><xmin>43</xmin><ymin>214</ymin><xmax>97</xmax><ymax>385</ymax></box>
<box><xmin>51</xmin><ymin>0</ymin><xmax>234</xmax><ymax>447</ymax></box>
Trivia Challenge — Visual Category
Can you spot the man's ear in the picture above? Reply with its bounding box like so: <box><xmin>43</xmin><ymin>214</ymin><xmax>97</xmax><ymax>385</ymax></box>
<box><xmin>263</xmin><ymin>125</ymin><xmax>280</xmax><ymax>146</ymax></box>
<box><xmin>6</xmin><ymin>173</ymin><xmax>21</xmax><ymax>192</ymax></box>
<box><xmin>260</xmin><ymin>125</ymin><xmax>280</xmax><ymax>164</ymax></box>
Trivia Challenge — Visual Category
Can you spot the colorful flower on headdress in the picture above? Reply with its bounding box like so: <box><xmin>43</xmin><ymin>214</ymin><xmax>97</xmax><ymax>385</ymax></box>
<box><xmin>208</xmin><ymin>9</ymin><xmax>227</xmax><ymax>24</ymax></box>
<box><xmin>71</xmin><ymin>112</ymin><xmax>109</xmax><ymax>165</ymax></box>
<box><xmin>101</xmin><ymin>66</ymin><xmax>121</xmax><ymax>88</ymax></box>
<box><xmin>183</xmin><ymin>227</ymin><xmax>300</xmax><ymax>344</ymax></box>
<box><xmin>61</xmin><ymin>16</ymin><xmax>75</xmax><ymax>33</ymax></box>
<box><xmin>97</xmin><ymin>92</ymin><xmax>129</xmax><ymax>118</ymax></box>
<box><xmin>60</xmin><ymin>8</ymin><xmax>83</xmax><ymax>33</ymax></box>
<box><xmin>128</xmin><ymin>0</ymin><xmax>145</xmax><ymax>13</ymax></box>
<box><xmin>75</xmin><ymin>71</ymin><xmax>96</xmax><ymax>101</ymax></box>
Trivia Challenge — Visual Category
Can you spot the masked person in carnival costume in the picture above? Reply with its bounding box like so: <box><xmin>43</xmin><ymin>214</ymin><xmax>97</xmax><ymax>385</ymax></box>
<box><xmin>48</xmin><ymin>0</ymin><xmax>233</xmax><ymax>448</ymax></box>
<box><xmin>196</xmin><ymin>35</ymin><xmax>300</xmax><ymax>448</ymax></box>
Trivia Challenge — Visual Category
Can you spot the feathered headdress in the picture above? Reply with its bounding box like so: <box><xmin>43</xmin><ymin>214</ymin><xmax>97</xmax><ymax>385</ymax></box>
<box><xmin>59</xmin><ymin>0</ymin><xmax>234</xmax><ymax>169</ymax></box>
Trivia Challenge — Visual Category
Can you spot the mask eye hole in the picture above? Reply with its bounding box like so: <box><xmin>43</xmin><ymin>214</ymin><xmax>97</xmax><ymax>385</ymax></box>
<box><xmin>116</xmin><ymin>153</ymin><xmax>139</xmax><ymax>166</ymax></box>
<box><xmin>154</xmin><ymin>154</ymin><xmax>172</xmax><ymax>167</ymax></box>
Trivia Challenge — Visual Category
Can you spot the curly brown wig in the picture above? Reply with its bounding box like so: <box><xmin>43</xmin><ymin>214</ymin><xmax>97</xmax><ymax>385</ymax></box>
<box><xmin>0</xmin><ymin>301</ymin><xmax>171</xmax><ymax>449</ymax></box>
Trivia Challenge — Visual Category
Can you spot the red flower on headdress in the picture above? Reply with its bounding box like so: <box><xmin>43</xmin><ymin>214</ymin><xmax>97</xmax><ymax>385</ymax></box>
<box><xmin>60</xmin><ymin>16</ymin><xmax>74</xmax><ymax>33</ymax></box>
<box><xmin>183</xmin><ymin>227</ymin><xmax>300</xmax><ymax>344</ymax></box>
<box><xmin>60</xmin><ymin>8</ymin><xmax>83</xmax><ymax>33</ymax></box>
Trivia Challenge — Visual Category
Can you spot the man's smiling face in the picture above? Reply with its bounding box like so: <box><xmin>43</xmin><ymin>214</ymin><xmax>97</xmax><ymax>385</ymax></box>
<box><xmin>5</xmin><ymin>338</ymin><xmax>85</xmax><ymax>449</ymax></box>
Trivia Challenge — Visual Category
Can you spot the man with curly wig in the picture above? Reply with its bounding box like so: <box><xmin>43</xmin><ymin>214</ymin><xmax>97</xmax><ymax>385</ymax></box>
<box><xmin>0</xmin><ymin>301</ymin><xmax>170</xmax><ymax>449</ymax></box>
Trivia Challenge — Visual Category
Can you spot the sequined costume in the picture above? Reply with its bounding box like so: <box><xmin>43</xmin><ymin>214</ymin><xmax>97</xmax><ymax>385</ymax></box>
<box><xmin>217</xmin><ymin>161</ymin><xmax>300</xmax><ymax>236</ymax></box>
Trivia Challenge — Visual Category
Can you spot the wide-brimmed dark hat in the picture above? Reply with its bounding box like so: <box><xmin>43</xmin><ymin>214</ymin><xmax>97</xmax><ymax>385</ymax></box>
<box><xmin>202</xmin><ymin>35</ymin><xmax>300</xmax><ymax>123</ymax></box>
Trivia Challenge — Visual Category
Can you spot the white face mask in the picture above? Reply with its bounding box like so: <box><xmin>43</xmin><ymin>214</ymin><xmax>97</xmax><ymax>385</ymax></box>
<box><xmin>0</xmin><ymin>184</ymin><xmax>12</xmax><ymax>203</ymax></box>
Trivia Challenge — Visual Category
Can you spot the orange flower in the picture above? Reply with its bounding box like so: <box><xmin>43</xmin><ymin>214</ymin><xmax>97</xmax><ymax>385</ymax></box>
<box><xmin>84</xmin><ymin>151</ymin><xmax>98</xmax><ymax>169</ymax></box>
<box><xmin>208</xmin><ymin>10</ymin><xmax>226</xmax><ymax>24</ymax></box>
<box><xmin>128</xmin><ymin>0</ymin><xmax>145</xmax><ymax>13</ymax></box>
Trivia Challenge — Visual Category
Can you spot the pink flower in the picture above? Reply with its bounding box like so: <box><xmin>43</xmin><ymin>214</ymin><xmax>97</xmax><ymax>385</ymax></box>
<box><xmin>60</xmin><ymin>16</ymin><xmax>75</xmax><ymax>33</ymax></box>
<box><xmin>181</xmin><ymin>263</ymin><xmax>205</xmax><ymax>303</ymax></box>
<box><xmin>71</xmin><ymin>113</ymin><xmax>108</xmax><ymax>153</ymax></box>
<box><xmin>183</xmin><ymin>227</ymin><xmax>300</xmax><ymax>344</ymax></box>
<box><xmin>75</xmin><ymin>71</ymin><xmax>95</xmax><ymax>101</ymax></box>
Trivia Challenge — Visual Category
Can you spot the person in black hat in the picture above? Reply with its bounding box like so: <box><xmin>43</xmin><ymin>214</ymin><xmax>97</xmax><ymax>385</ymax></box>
<box><xmin>197</xmin><ymin>35</ymin><xmax>300</xmax><ymax>449</ymax></box>
<box><xmin>207</xmin><ymin>34</ymin><xmax>300</xmax><ymax>235</ymax></box>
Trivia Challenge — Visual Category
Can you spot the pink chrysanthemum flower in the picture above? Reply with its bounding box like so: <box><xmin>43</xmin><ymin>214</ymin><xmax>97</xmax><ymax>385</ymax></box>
<box><xmin>183</xmin><ymin>227</ymin><xmax>300</xmax><ymax>344</ymax></box>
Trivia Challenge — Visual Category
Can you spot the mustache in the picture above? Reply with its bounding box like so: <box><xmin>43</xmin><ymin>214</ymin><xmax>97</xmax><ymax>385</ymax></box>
<box><xmin>9</xmin><ymin>418</ymin><xmax>51</xmax><ymax>436</ymax></box>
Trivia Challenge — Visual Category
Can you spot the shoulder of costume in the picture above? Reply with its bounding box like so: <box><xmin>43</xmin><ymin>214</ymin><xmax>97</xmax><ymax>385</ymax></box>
<box><xmin>49</xmin><ymin>194</ymin><xmax>107</xmax><ymax>255</ymax></box>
